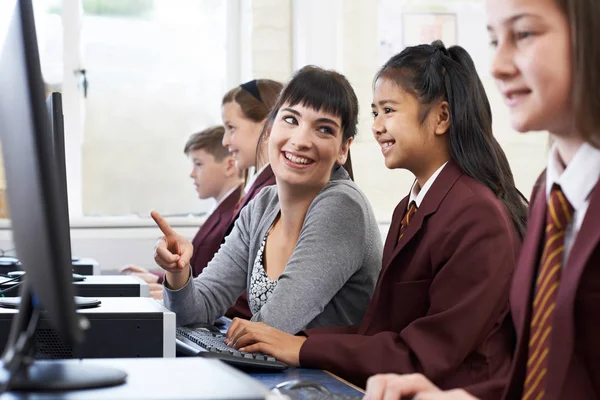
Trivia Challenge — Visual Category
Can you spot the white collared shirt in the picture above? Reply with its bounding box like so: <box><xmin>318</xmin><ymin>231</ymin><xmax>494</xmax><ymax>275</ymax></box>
<box><xmin>545</xmin><ymin>143</ymin><xmax>600</xmax><ymax>265</ymax></box>
<box><xmin>206</xmin><ymin>184</ymin><xmax>241</xmax><ymax>216</ymax></box>
<box><xmin>244</xmin><ymin>163</ymin><xmax>270</xmax><ymax>195</ymax></box>
<box><xmin>408</xmin><ymin>162</ymin><xmax>448</xmax><ymax>209</ymax></box>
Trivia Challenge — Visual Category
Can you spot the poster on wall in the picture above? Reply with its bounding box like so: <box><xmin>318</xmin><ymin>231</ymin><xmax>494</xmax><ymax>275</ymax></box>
<box><xmin>401</xmin><ymin>12</ymin><xmax>457</xmax><ymax>47</ymax></box>
<box><xmin>378</xmin><ymin>3</ymin><xmax>457</xmax><ymax>63</ymax></box>
<box><xmin>378</xmin><ymin>1</ymin><xmax>490</xmax><ymax>78</ymax></box>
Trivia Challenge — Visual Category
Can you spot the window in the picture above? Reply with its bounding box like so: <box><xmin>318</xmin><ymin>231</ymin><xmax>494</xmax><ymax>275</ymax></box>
<box><xmin>81</xmin><ymin>0</ymin><xmax>228</xmax><ymax>216</ymax></box>
<box><xmin>28</xmin><ymin>0</ymin><xmax>234</xmax><ymax>218</ymax></box>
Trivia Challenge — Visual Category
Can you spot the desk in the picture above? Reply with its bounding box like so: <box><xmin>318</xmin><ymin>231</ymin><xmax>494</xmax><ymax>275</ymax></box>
<box><xmin>215</xmin><ymin>317</ymin><xmax>365</xmax><ymax>396</ymax></box>
<box><xmin>0</xmin><ymin>358</ymin><xmax>268</xmax><ymax>399</ymax></box>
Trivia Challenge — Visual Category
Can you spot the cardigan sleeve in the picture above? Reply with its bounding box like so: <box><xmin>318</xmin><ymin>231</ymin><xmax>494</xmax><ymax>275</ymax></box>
<box><xmin>162</xmin><ymin>203</ymin><xmax>253</xmax><ymax>327</ymax></box>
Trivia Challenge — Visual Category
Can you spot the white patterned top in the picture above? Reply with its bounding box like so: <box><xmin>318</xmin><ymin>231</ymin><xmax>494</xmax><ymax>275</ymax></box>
<box><xmin>248</xmin><ymin>233</ymin><xmax>278</xmax><ymax>314</ymax></box>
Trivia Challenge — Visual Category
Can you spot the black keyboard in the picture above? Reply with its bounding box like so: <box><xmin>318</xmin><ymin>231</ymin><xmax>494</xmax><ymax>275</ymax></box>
<box><xmin>176</xmin><ymin>326</ymin><xmax>288</xmax><ymax>371</ymax></box>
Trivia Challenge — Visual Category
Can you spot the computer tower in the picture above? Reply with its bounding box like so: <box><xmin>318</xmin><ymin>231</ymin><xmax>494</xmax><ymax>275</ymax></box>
<box><xmin>0</xmin><ymin>298</ymin><xmax>175</xmax><ymax>359</ymax></box>
<box><xmin>0</xmin><ymin>276</ymin><xmax>150</xmax><ymax>298</ymax></box>
<box><xmin>72</xmin><ymin>257</ymin><xmax>100</xmax><ymax>275</ymax></box>
<box><xmin>0</xmin><ymin>256</ymin><xmax>100</xmax><ymax>275</ymax></box>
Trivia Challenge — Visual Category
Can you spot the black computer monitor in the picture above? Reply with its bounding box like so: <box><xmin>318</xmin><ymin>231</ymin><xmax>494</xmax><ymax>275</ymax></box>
<box><xmin>0</xmin><ymin>0</ymin><xmax>125</xmax><ymax>391</ymax></box>
<box><xmin>45</xmin><ymin>92</ymin><xmax>73</xmax><ymax>258</ymax></box>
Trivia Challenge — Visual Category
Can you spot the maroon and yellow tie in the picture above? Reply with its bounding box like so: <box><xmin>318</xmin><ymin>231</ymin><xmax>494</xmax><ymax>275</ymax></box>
<box><xmin>398</xmin><ymin>201</ymin><xmax>418</xmax><ymax>244</ymax></box>
<box><xmin>523</xmin><ymin>184</ymin><xmax>574</xmax><ymax>400</ymax></box>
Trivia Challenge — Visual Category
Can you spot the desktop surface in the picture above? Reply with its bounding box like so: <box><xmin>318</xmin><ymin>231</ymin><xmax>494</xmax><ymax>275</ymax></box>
<box><xmin>187</xmin><ymin>317</ymin><xmax>364</xmax><ymax>397</ymax></box>
<box><xmin>0</xmin><ymin>358</ymin><xmax>269</xmax><ymax>399</ymax></box>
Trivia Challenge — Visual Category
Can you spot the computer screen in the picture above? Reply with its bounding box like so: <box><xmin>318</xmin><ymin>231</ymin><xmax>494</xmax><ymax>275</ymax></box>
<box><xmin>0</xmin><ymin>0</ymin><xmax>125</xmax><ymax>390</ymax></box>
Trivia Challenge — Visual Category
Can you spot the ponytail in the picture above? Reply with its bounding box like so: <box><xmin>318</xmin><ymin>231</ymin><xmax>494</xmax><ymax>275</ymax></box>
<box><xmin>377</xmin><ymin>40</ymin><xmax>528</xmax><ymax>238</ymax></box>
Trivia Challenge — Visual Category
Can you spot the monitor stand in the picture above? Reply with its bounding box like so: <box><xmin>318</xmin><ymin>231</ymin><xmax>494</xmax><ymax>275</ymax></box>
<box><xmin>0</xmin><ymin>285</ymin><xmax>126</xmax><ymax>391</ymax></box>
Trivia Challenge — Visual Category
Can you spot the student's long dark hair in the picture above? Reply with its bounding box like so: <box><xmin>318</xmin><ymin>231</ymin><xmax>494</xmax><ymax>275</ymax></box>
<box><xmin>258</xmin><ymin>65</ymin><xmax>358</xmax><ymax>180</ymax></box>
<box><xmin>377</xmin><ymin>40</ymin><xmax>528</xmax><ymax>238</ymax></box>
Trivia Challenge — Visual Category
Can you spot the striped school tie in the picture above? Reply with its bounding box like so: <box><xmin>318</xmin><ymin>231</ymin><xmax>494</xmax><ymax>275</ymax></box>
<box><xmin>398</xmin><ymin>201</ymin><xmax>418</xmax><ymax>243</ymax></box>
<box><xmin>522</xmin><ymin>184</ymin><xmax>574</xmax><ymax>400</ymax></box>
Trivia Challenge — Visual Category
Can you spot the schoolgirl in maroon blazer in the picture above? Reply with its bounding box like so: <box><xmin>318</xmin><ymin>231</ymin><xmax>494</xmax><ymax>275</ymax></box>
<box><xmin>363</xmin><ymin>0</ymin><xmax>600</xmax><ymax>399</ymax></box>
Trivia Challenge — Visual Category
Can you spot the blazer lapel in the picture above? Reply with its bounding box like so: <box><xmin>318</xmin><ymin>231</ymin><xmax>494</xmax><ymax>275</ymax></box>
<box><xmin>251</xmin><ymin>165</ymin><xmax>275</xmax><ymax>193</ymax></box>
<box><xmin>503</xmin><ymin>179</ymin><xmax>547</xmax><ymax>399</ymax></box>
<box><xmin>231</xmin><ymin>165</ymin><xmax>275</xmax><ymax>221</ymax></box>
<box><xmin>546</xmin><ymin>179</ymin><xmax>600</xmax><ymax>400</ymax></box>
<box><xmin>192</xmin><ymin>186</ymin><xmax>240</xmax><ymax>248</ymax></box>
<box><xmin>381</xmin><ymin>162</ymin><xmax>463</xmax><ymax>278</ymax></box>
<box><xmin>510</xmin><ymin>184</ymin><xmax>547</xmax><ymax>336</ymax></box>
<box><xmin>192</xmin><ymin>210</ymin><xmax>221</xmax><ymax>247</ymax></box>
<box><xmin>381</xmin><ymin>197</ymin><xmax>408</xmax><ymax>269</ymax></box>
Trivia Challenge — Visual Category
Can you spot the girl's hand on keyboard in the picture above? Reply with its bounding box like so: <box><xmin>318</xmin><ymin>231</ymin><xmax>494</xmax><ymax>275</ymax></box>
<box><xmin>225</xmin><ymin>319</ymin><xmax>306</xmax><ymax>367</ymax></box>
<box><xmin>364</xmin><ymin>374</ymin><xmax>478</xmax><ymax>400</ymax></box>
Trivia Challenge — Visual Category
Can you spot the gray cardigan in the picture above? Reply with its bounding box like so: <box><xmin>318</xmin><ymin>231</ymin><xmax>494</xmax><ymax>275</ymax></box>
<box><xmin>163</xmin><ymin>167</ymin><xmax>383</xmax><ymax>334</ymax></box>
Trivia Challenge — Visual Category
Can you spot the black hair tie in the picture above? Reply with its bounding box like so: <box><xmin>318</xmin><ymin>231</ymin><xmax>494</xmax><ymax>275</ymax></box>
<box><xmin>240</xmin><ymin>80</ymin><xmax>263</xmax><ymax>104</ymax></box>
<box><xmin>431</xmin><ymin>40</ymin><xmax>450</xmax><ymax>58</ymax></box>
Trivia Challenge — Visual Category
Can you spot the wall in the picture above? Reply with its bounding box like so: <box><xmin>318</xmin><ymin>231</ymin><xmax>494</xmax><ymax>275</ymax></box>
<box><xmin>0</xmin><ymin>0</ymin><xmax>550</xmax><ymax>271</ymax></box>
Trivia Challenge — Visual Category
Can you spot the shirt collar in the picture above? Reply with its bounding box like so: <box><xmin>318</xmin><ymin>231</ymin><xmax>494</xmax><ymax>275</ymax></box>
<box><xmin>409</xmin><ymin>162</ymin><xmax>448</xmax><ymax>208</ymax></box>
<box><xmin>244</xmin><ymin>163</ymin><xmax>270</xmax><ymax>194</ymax></box>
<box><xmin>207</xmin><ymin>184</ymin><xmax>241</xmax><ymax>215</ymax></box>
<box><xmin>546</xmin><ymin>142</ymin><xmax>600</xmax><ymax>212</ymax></box>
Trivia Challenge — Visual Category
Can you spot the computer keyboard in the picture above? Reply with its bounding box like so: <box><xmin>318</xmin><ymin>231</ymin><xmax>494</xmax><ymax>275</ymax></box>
<box><xmin>176</xmin><ymin>326</ymin><xmax>288</xmax><ymax>371</ymax></box>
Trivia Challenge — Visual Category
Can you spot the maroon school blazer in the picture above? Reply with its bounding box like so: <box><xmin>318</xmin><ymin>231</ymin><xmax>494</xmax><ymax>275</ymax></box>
<box><xmin>499</xmin><ymin>172</ymin><xmax>600</xmax><ymax>400</ymax></box>
<box><xmin>224</xmin><ymin>165</ymin><xmax>276</xmax><ymax>320</ymax></box>
<box><xmin>299</xmin><ymin>161</ymin><xmax>520</xmax><ymax>394</ymax></box>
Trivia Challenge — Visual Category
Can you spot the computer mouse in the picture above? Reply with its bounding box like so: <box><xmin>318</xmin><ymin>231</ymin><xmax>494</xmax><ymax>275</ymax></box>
<box><xmin>271</xmin><ymin>379</ymin><xmax>330</xmax><ymax>394</ymax></box>
<box><xmin>72</xmin><ymin>273</ymin><xmax>86</xmax><ymax>282</ymax></box>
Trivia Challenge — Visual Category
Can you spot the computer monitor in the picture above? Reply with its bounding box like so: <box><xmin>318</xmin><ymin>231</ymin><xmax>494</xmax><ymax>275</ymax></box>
<box><xmin>0</xmin><ymin>0</ymin><xmax>126</xmax><ymax>391</ymax></box>
<box><xmin>46</xmin><ymin>92</ymin><xmax>73</xmax><ymax>259</ymax></box>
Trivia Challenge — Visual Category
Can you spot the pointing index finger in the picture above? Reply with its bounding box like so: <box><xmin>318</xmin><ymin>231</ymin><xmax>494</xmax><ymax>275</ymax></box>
<box><xmin>151</xmin><ymin>210</ymin><xmax>176</xmax><ymax>236</ymax></box>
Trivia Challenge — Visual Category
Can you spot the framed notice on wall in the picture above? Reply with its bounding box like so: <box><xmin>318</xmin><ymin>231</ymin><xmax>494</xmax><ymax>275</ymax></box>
<box><xmin>401</xmin><ymin>12</ymin><xmax>457</xmax><ymax>47</ymax></box>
